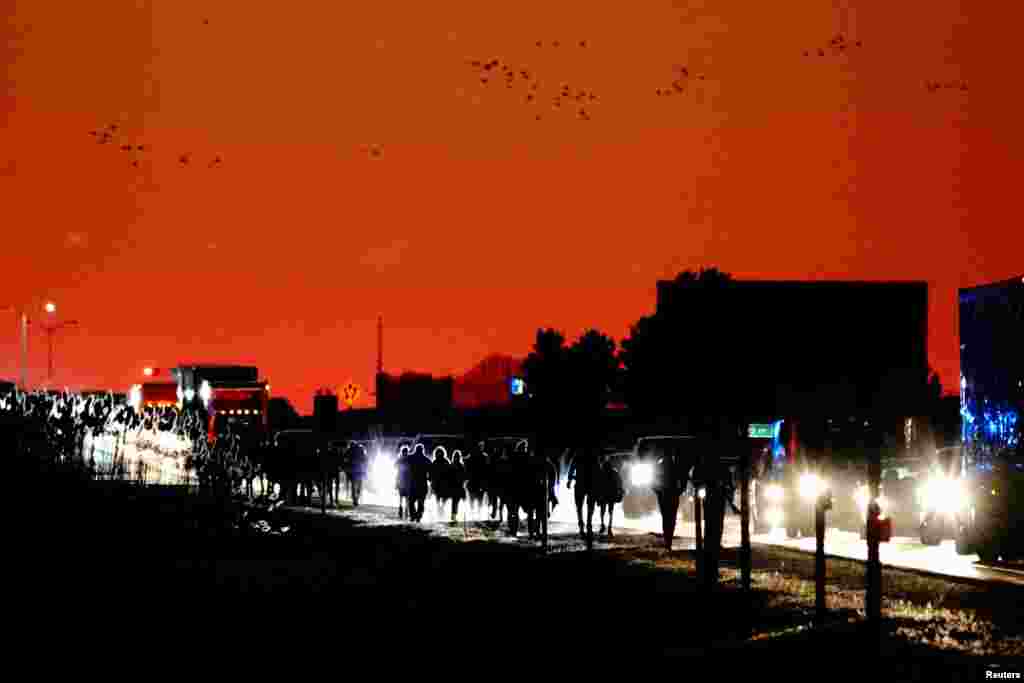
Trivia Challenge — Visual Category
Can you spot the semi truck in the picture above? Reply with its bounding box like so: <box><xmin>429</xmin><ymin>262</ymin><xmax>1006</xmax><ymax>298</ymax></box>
<box><xmin>171</xmin><ymin>365</ymin><xmax>270</xmax><ymax>443</ymax></box>
<box><xmin>128</xmin><ymin>381</ymin><xmax>180</xmax><ymax>413</ymax></box>
<box><xmin>944</xmin><ymin>275</ymin><xmax>1023</xmax><ymax>562</ymax></box>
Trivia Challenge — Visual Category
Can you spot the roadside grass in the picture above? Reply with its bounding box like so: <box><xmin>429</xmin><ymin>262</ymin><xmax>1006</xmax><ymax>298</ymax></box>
<box><xmin>607</xmin><ymin>545</ymin><xmax>1024</xmax><ymax>656</ymax></box>
<box><xmin>16</xmin><ymin>476</ymin><xmax>1024</xmax><ymax>664</ymax></box>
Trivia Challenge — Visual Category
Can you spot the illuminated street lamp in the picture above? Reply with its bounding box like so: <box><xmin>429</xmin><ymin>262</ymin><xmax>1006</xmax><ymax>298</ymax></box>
<box><xmin>40</xmin><ymin>305</ymin><xmax>79</xmax><ymax>384</ymax></box>
<box><xmin>2</xmin><ymin>299</ymin><xmax>66</xmax><ymax>390</ymax></box>
<box><xmin>144</xmin><ymin>367</ymin><xmax>154</xmax><ymax>377</ymax></box>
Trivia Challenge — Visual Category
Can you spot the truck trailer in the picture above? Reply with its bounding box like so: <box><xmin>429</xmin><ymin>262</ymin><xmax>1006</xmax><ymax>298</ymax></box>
<box><xmin>946</xmin><ymin>275</ymin><xmax>1023</xmax><ymax>561</ymax></box>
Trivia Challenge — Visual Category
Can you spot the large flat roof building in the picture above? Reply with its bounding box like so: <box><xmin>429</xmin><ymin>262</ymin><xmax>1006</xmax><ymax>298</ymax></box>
<box><xmin>653</xmin><ymin>278</ymin><xmax>929</xmax><ymax>418</ymax></box>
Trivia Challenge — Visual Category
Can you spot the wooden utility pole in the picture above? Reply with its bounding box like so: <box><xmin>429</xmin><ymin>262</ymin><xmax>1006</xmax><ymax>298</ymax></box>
<box><xmin>542</xmin><ymin>455</ymin><xmax>549</xmax><ymax>553</ymax></box>
<box><xmin>815</xmin><ymin>489</ymin><xmax>829</xmax><ymax>627</ymax></box>
<box><xmin>866</xmin><ymin>445</ymin><xmax>882</xmax><ymax>629</ymax></box>
<box><xmin>740</xmin><ymin>440</ymin><xmax>752</xmax><ymax>593</ymax></box>
<box><xmin>694</xmin><ymin>486</ymin><xmax>703</xmax><ymax>579</ymax></box>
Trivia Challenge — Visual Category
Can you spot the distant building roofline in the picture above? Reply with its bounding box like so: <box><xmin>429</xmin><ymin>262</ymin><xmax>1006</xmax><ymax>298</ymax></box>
<box><xmin>959</xmin><ymin>275</ymin><xmax>1024</xmax><ymax>296</ymax></box>
<box><xmin>174</xmin><ymin>363</ymin><xmax>259</xmax><ymax>370</ymax></box>
<box><xmin>657</xmin><ymin>278</ymin><xmax>929</xmax><ymax>288</ymax></box>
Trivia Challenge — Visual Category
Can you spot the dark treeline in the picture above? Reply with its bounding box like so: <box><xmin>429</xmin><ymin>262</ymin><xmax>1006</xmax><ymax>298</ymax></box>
<box><xmin>520</xmin><ymin>266</ymin><xmax>947</xmax><ymax>589</ymax></box>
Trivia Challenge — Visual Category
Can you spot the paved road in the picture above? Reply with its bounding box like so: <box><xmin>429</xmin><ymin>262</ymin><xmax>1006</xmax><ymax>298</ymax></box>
<box><xmin>292</xmin><ymin>499</ymin><xmax>1024</xmax><ymax>587</ymax></box>
<box><xmin>751</xmin><ymin>527</ymin><xmax>1024</xmax><ymax>586</ymax></box>
<box><xmin>89</xmin><ymin>431</ymin><xmax>1024</xmax><ymax>586</ymax></box>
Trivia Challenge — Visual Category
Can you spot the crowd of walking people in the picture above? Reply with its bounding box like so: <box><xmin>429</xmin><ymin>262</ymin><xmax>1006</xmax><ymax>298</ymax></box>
<box><xmin>1</xmin><ymin>386</ymin><xmax>748</xmax><ymax>547</ymax></box>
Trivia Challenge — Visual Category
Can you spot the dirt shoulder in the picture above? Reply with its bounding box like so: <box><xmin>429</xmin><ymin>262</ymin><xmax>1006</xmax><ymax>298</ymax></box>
<box><xmin>18</xmin><ymin>482</ymin><xmax>1024</xmax><ymax>671</ymax></box>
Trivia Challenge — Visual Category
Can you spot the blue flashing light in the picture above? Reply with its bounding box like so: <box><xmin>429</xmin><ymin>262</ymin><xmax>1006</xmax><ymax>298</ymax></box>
<box><xmin>509</xmin><ymin>377</ymin><xmax>526</xmax><ymax>397</ymax></box>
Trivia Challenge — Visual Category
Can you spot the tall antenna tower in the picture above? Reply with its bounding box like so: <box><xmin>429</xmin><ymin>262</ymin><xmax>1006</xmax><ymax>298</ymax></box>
<box><xmin>377</xmin><ymin>315</ymin><xmax>383</xmax><ymax>374</ymax></box>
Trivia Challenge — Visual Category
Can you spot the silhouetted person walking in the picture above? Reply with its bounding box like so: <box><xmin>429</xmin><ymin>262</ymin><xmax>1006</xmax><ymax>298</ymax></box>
<box><xmin>395</xmin><ymin>445</ymin><xmax>412</xmax><ymax>519</ymax></box>
<box><xmin>567</xmin><ymin>444</ymin><xmax>600</xmax><ymax>538</ymax></box>
<box><xmin>408</xmin><ymin>444</ymin><xmax>431</xmax><ymax>522</ymax></box>
<box><xmin>448</xmin><ymin>450</ymin><xmax>468</xmax><ymax>522</ymax></box>
<box><xmin>346</xmin><ymin>442</ymin><xmax>369</xmax><ymax>507</ymax></box>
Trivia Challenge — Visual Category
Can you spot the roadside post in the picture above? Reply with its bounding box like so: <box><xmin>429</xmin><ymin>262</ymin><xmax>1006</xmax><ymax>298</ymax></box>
<box><xmin>866</xmin><ymin>448</ymin><xmax>883</xmax><ymax>633</ymax></box>
<box><xmin>313</xmin><ymin>390</ymin><xmax>338</xmax><ymax>516</ymax></box>
<box><xmin>694</xmin><ymin>481</ymin><xmax>704</xmax><ymax>579</ymax></box>
<box><xmin>815</xmin><ymin>485</ymin><xmax>832</xmax><ymax>627</ymax></box>
<box><xmin>740</xmin><ymin>434</ymin><xmax>752</xmax><ymax>593</ymax></box>
<box><xmin>543</xmin><ymin>454</ymin><xmax>549</xmax><ymax>553</ymax></box>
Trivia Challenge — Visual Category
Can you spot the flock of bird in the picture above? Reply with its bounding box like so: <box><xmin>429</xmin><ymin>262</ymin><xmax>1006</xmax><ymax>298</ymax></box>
<box><xmin>802</xmin><ymin>33</ymin><xmax>863</xmax><ymax>58</ymax></box>
<box><xmin>87</xmin><ymin>123</ymin><xmax>223</xmax><ymax>169</ymax></box>
<box><xmin>465</xmin><ymin>48</ymin><xmax>601</xmax><ymax>122</ymax></box>
<box><xmin>925</xmin><ymin>80</ymin><xmax>969</xmax><ymax>93</ymax></box>
<box><xmin>655</xmin><ymin>64</ymin><xmax>707</xmax><ymax>98</ymax></box>
<box><xmin>79</xmin><ymin>25</ymin><xmax>968</xmax><ymax>173</ymax></box>
<box><xmin>360</xmin><ymin>144</ymin><xmax>383</xmax><ymax>159</ymax></box>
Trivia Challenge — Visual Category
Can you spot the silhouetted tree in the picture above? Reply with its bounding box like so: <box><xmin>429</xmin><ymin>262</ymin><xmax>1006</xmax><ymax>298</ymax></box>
<box><xmin>523</xmin><ymin>327</ymin><xmax>619</xmax><ymax>452</ymax></box>
<box><xmin>618</xmin><ymin>314</ymin><xmax>675</xmax><ymax>421</ymax></box>
<box><xmin>567</xmin><ymin>328</ymin><xmax>619</xmax><ymax>421</ymax></box>
<box><xmin>621</xmin><ymin>266</ymin><xmax>742</xmax><ymax>590</ymax></box>
<box><xmin>523</xmin><ymin>328</ymin><xmax>571</xmax><ymax>448</ymax></box>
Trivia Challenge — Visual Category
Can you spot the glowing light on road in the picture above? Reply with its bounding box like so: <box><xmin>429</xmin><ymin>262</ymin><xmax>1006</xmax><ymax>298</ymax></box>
<box><xmin>918</xmin><ymin>475</ymin><xmax>967</xmax><ymax>514</ymax></box>
<box><xmin>44</xmin><ymin>302</ymin><xmax>56</xmax><ymax>314</ymax></box>
<box><xmin>631</xmin><ymin>463</ymin><xmax>654</xmax><ymax>487</ymax></box>
<box><xmin>854</xmin><ymin>484</ymin><xmax>888</xmax><ymax>515</ymax></box>
<box><xmin>143</xmin><ymin>367</ymin><xmax>154</xmax><ymax>377</ymax></box>
<box><xmin>128</xmin><ymin>384</ymin><xmax>142</xmax><ymax>411</ymax></box>
<box><xmin>370</xmin><ymin>454</ymin><xmax>397</xmax><ymax>495</ymax></box>
<box><xmin>199</xmin><ymin>381</ymin><xmax>212</xmax><ymax>406</ymax></box>
<box><xmin>799</xmin><ymin>473</ymin><xmax>826</xmax><ymax>501</ymax></box>
<box><xmin>767</xmin><ymin>508</ymin><xmax>783</xmax><ymax>528</ymax></box>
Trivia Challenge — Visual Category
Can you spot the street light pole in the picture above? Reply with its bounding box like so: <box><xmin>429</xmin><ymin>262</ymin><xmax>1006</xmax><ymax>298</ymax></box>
<box><xmin>3</xmin><ymin>304</ymin><xmax>34</xmax><ymax>391</ymax></box>
<box><xmin>20</xmin><ymin>311</ymin><xmax>28</xmax><ymax>391</ymax></box>
<box><xmin>42</xmin><ymin>319</ymin><xmax>79</xmax><ymax>383</ymax></box>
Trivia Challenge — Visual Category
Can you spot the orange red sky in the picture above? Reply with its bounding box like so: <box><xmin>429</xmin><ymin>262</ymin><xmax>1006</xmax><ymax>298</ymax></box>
<box><xmin>2</xmin><ymin>1</ymin><xmax>1020</xmax><ymax>415</ymax></box>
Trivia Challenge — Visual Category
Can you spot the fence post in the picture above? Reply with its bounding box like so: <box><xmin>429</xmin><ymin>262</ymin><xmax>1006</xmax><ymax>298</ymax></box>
<box><xmin>815</xmin><ymin>489</ymin><xmax>830</xmax><ymax>627</ymax></box>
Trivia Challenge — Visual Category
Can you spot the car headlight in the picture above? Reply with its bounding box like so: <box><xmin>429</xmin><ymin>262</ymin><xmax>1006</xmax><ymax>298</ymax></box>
<box><xmin>919</xmin><ymin>476</ymin><xmax>967</xmax><ymax>514</ymax></box>
<box><xmin>766</xmin><ymin>484</ymin><xmax>784</xmax><ymax>502</ymax></box>
<box><xmin>631</xmin><ymin>463</ymin><xmax>654</xmax><ymax>487</ymax></box>
<box><xmin>369</xmin><ymin>455</ymin><xmax>396</xmax><ymax>493</ymax></box>
<box><xmin>799</xmin><ymin>473</ymin><xmax>825</xmax><ymax>501</ymax></box>
<box><xmin>856</xmin><ymin>484</ymin><xmax>890</xmax><ymax>512</ymax></box>
<box><xmin>854</xmin><ymin>484</ymin><xmax>869</xmax><ymax>510</ymax></box>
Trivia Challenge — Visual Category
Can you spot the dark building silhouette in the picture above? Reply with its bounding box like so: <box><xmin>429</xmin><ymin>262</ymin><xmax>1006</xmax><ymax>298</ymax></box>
<box><xmin>376</xmin><ymin>368</ymin><xmax>452</xmax><ymax>417</ymax></box>
<box><xmin>314</xmin><ymin>392</ymin><xmax>339</xmax><ymax>433</ymax></box>
<box><xmin>453</xmin><ymin>354</ymin><xmax>525</xmax><ymax>409</ymax></box>
<box><xmin>268</xmin><ymin>397</ymin><xmax>301</xmax><ymax>432</ymax></box>
<box><xmin>959</xmin><ymin>275</ymin><xmax>1023</xmax><ymax>457</ymax></box>
<box><xmin>655</xmin><ymin>278</ymin><xmax>929</xmax><ymax>419</ymax></box>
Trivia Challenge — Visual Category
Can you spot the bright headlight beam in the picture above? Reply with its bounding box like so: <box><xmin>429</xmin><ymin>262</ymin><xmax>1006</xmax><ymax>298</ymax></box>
<box><xmin>631</xmin><ymin>463</ymin><xmax>654</xmax><ymax>487</ymax></box>
<box><xmin>919</xmin><ymin>475</ymin><xmax>968</xmax><ymax>514</ymax></box>
<box><xmin>799</xmin><ymin>473</ymin><xmax>825</xmax><ymax>501</ymax></box>
<box><xmin>369</xmin><ymin>455</ymin><xmax>397</xmax><ymax>493</ymax></box>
